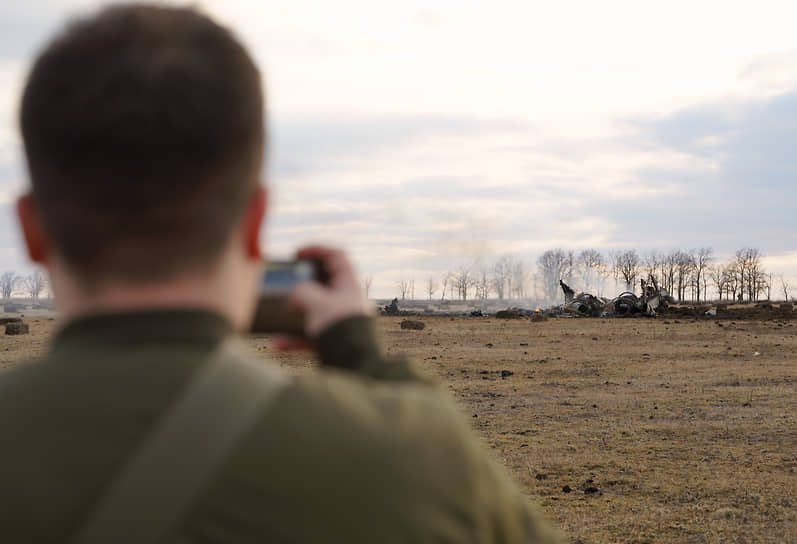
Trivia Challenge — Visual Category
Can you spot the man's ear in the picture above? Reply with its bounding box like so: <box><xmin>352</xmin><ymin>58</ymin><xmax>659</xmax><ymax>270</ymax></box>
<box><xmin>17</xmin><ymin>193</ymin><xmax>49</xmax><ymax>264</ymax></box>
<box><xmin>242</xmin><ymin>185</ymin><xmax>267</xmax><ymax>260</ymax></box>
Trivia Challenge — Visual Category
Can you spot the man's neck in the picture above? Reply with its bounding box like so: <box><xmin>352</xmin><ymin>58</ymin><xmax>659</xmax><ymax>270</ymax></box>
<box><xmin>47</xmin><ymin>258</ymin><xmax>259</xmax><ymax>332</ymax></box>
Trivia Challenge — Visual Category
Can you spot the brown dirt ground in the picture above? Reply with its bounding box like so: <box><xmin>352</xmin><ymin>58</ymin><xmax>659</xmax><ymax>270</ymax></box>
<box><xmin>4</xmin><ymin>315</ymin><xmax>796</xmax><ymax>543</ymax></box>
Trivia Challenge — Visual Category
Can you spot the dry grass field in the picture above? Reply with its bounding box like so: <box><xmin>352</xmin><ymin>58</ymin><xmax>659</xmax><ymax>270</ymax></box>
<box><xmin>3</xmin><ymin>314</ymin><xmax>795</xmax><ymax>543</ymax></box>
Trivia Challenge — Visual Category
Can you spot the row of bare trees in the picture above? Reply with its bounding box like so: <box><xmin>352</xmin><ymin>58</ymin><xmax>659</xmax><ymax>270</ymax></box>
<box><xmin>536</xmin><ymin>248</ymin><xmax>615</xmax><ymax>301</ymax></box>
<box><xmin>535</xmin><ymin>247</ymin><xmax>782</xmax><ymax>303</ymax></box>
<box><xmin>391</xmin><ymin>257</ymin><xmax>531</xmax><ymax>302</ymax></box>
<box><xmin>379</xmin><ymin>247</ymin><xmax>792</xmax><ymax>304</ymax></box>
<box><xmin>439</xmin><ymin>258</ymin><xmax>529</xmax><ymax>302</ymax></box>
<box><xmin>709</xmin><ymin>248</ymin><xmax>780</xmax><ymax>302</ymax></box>
<box><xmin>636</xmin><ymin>248</ymin><xmax>771</xmax><ymax>302</ymax></box>
<box><xmin>0</xmin><ymin>270</ymin><xmax>48</xmax><ymax>301</ymax></box>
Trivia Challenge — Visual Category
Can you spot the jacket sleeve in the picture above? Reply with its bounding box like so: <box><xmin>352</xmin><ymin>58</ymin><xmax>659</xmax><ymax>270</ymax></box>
<box><xmin>312</xmin><ymin>316</ymin><xmax>563</xmax><ymax>542</ymax></box>
<box><xmin>314</xmin><ymin>316</ymin><xmax>433</xmax><ymax>383</ymax></box>
<box><xmin>416</xmin><ymin>396</ymin><xmax>566</xmax><ymax>544</ymax></box>
<box><xmin>384</xmin><ymin>387</ymin><xmax>565</xmax><ymax>543</ymax></box>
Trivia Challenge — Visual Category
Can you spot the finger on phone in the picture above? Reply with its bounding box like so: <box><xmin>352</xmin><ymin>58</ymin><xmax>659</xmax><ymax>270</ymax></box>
<box><xmin>272</xmin><ymin>334</ymin><xmax>313</xmax><ymax>351</ymax></box>
<box><xmin>296</xmin><ymin>245</ymin><xmax>355</xmax><ymax>285</ymax></box>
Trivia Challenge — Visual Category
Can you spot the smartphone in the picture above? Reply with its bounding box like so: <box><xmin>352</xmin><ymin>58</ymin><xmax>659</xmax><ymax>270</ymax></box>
<box><xmin>249</xmin><ymin>259</ymin><xmax>327</xmax><ymax>335</ymax></box>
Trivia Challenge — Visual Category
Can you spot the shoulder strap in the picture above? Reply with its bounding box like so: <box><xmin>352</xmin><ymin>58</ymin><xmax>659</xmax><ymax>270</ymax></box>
<box><xmin>72</xmin><ymin>343</ymin><xmax>289</xmax><ymax>544</ymax></box>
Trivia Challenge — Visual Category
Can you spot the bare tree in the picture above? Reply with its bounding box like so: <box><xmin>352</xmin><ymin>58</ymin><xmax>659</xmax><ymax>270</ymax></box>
<box><xmin>426</xmin><ymin>276</ymin><xmax>436</xmax><ymax>301</ymax></box>
<box><xmin>710</xmin><ymin>264</ymin><xmax>727</xmax><ymax>301</ymax></box>
<box><xmin>781</xmin><ymin>276</ymin><xmax>791</xmax><ymax>301</ymax></box>
<box><xmin>24</xmin><ymin>270</ymin><xmax>47</xmax><ymax>302</ymax></box>
<box><xmin>754</xmin><ymin>270</ymin><xmax>769</xmax><ymax>301</ymax></box>
<box><xmin>660</xmin><ymin>251</ymin><xmax>679</xmax><ymax>296</ymax></box>
<box><xmin>364</xmin><ymin>276</ymin><xmax>373</xmax><ymax>299</ymax></box>
<box><xmin>595</xmin><ymin>257</ymin><xmax>611</xmax><ymax>296</ymax></box>
<box><xmin>492</xmin><ymin>256</ymin><xmax>513</xmax><ymax>301</ymax></box>
<box><xmin>750</xmin><ymin>251</ymin><xmax>765</xmax><ymax>301</ymax></box>
<box><xmin>578</xmin><ymin>249</ymin><xmax>603</xmax><ymax>292</ymax></box>
<box><xmin>714</xmin><ymin>262</ymin><xmax>743</xmax><ymax>302</ymax></box>
<box><xmin>563</xmin><ymin>250</ymin><xmax>575</xmax><ymax>285</ymax></box>
<box><xmin>511</xmin><ymin>259</ymin><xmax>527</xmax><ymax>299</ymax></box>
<box><xmin>642</xmin><ymin>250</ymin><xmax>660</xmax><ymax>286</ymax></box>
<box><xmin>614</xmin><ymin>250</ymin><xmax>641</xmax><ymax>292</ymax></box>
<box><xmin>452</xmin><ymin>265</ymin><xmax>474</xmax><ymax>301</ymax></box>
<box><xmin>506</xmin><ymin>265</ymin><xmax>514</xmax><ymax>301</ymax></box>
<box><xmin>475</xmin><ymin>267</ymin><xmax>491</xmax><ymax>300</ymax></box>
<box><xmin>734</xmin><ymin>248</ymin><xmax>764</xmax><ymax>301</ymax></box>
<box><xmin>607</xmin><ymin>250</ymin><xmax>620</xmax><ymax>282</ymax></box>
<box><xmin>440</xmin><ymin>273</ymin><xmax>450</xmax><ymax>301</ymax></box>
<box><xmin>734</xmin><ymin>249</ymin><xmax>750</xmax><ymax>301</ymax></box>
<box><xmin>727</xmin><ymin>261</ymin><xmax>740</xmax><ymax>301</ymax></box>
<box><xmin>397</xmin><ymin>279</ymin><xmax>410</xmax><ymax>300</ymax></box>
<box><xmin>674</xmin><ymin>251</ymin><xmax>695</xmax><ymax>301</ymax></box>
<box><xmin>537</xmin><ymin>249</ymin><xmax>571</xmax><ymax>302</ymax></box>
<box><xmin>410</xmin><ymin>279</ymin><xmax>415</xmax><ymax>301</ymax></box>
<box><xmin>0</xmin><ymin>271</ymin><xmax>20</xmax><ymax>301</ymax></box>
<box><xmin>691</xmin><ymin>248</ymin><xmax>712</xmax><ymax>302</ymax></box>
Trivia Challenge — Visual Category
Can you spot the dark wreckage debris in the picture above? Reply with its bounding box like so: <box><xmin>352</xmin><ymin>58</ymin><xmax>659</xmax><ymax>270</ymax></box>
<box><xmin>557</xmin><ymin>278</ymin><xmax>674</xmax><ymax>317</ymax></box>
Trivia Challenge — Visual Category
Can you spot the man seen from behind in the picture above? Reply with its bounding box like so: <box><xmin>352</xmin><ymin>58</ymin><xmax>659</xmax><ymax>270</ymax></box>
<box><xmin>0</xmin><ymin>4</ymin><xmax>562</xmax><ymax>543</ymax></box>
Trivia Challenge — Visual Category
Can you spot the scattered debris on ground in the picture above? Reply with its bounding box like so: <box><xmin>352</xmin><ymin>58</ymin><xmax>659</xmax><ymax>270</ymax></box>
<box><xmin>383</xmin><ymin>298</ymin><xmax>400</xmax><ymax>316</ymax></box>
<box><xmin>399</xmin><ymin>319</ymin><xmax>425</xmax><ymax>330</ymax></box>
<box><xmin>6</xmin><ymin>322</ymin><xmax>29</xmax><ymax>335</ymax></box>
<box><xmin>0</xmin><ymin>318</ymin><xmax>22</xmax><ymax>325</ymax></box>
<box><xmin>555</xmin><ymin>277</ymin><xmax>675</xmax><ymax>317</ymax></box>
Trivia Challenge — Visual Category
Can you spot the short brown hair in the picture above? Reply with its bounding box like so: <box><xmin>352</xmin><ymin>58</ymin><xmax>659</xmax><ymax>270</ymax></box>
<box><xmin>20</xmin><ymin>4</ymin><xmax>264</xmax><ymax>284</ymax></box>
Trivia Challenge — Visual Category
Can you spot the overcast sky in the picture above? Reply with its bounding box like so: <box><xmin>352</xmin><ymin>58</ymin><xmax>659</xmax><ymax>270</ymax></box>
<box><xmin>1</xmin><ymin>0</ymin><xmax>796</xmax><ymax>298</ymax></box>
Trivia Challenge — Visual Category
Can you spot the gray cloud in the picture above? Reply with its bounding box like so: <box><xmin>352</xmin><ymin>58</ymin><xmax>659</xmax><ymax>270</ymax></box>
<box><xmin>605</xmin><ymin>91</ymin><xmax>797</xmax><ymax>254</ymax></box>
<box><xmin>269</xmin><ymin>114</ymin><xmax>528</xmax><ymax>178</ymax></box>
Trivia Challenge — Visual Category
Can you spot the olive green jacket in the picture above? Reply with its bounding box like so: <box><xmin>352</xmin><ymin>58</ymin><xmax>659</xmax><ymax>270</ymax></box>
<box><xmin>0</xmin><ymin>310</ymin><xmax>561</xmax><ymax>543</ymax></box>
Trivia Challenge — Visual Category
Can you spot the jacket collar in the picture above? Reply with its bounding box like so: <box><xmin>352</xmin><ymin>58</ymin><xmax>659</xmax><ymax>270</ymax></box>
<box><xmin>53</xmin><ymin>309</ymin><xmax>233</xmax><ymax>350</ymax></box>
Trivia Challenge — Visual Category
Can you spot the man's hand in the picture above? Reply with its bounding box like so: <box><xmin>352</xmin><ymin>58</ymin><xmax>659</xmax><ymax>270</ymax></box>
<box><xmin>288</xmin><ymin>245</ymin><xmax>374</xmax><ymax>339</ymax></box>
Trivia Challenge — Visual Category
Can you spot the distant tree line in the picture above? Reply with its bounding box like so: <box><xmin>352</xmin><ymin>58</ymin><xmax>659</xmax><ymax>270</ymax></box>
<box><xmin>0</xmin><ymin>270</ymin><xmax>48</xmax><ymax>301</ymax></box>
<box><xmin>535</xmin><ymin>247</ymin><xmax>776</xmax><ymax>303</ymax></box>
<box><xmin>391</xmin><ymin>257</ymin><xmax>530</xmax><ymax>303</ymax></box>
<box><xmin>385</xmin><ymin>246</ymin><xmax>791</xmax><ymax>304</ymax></box>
